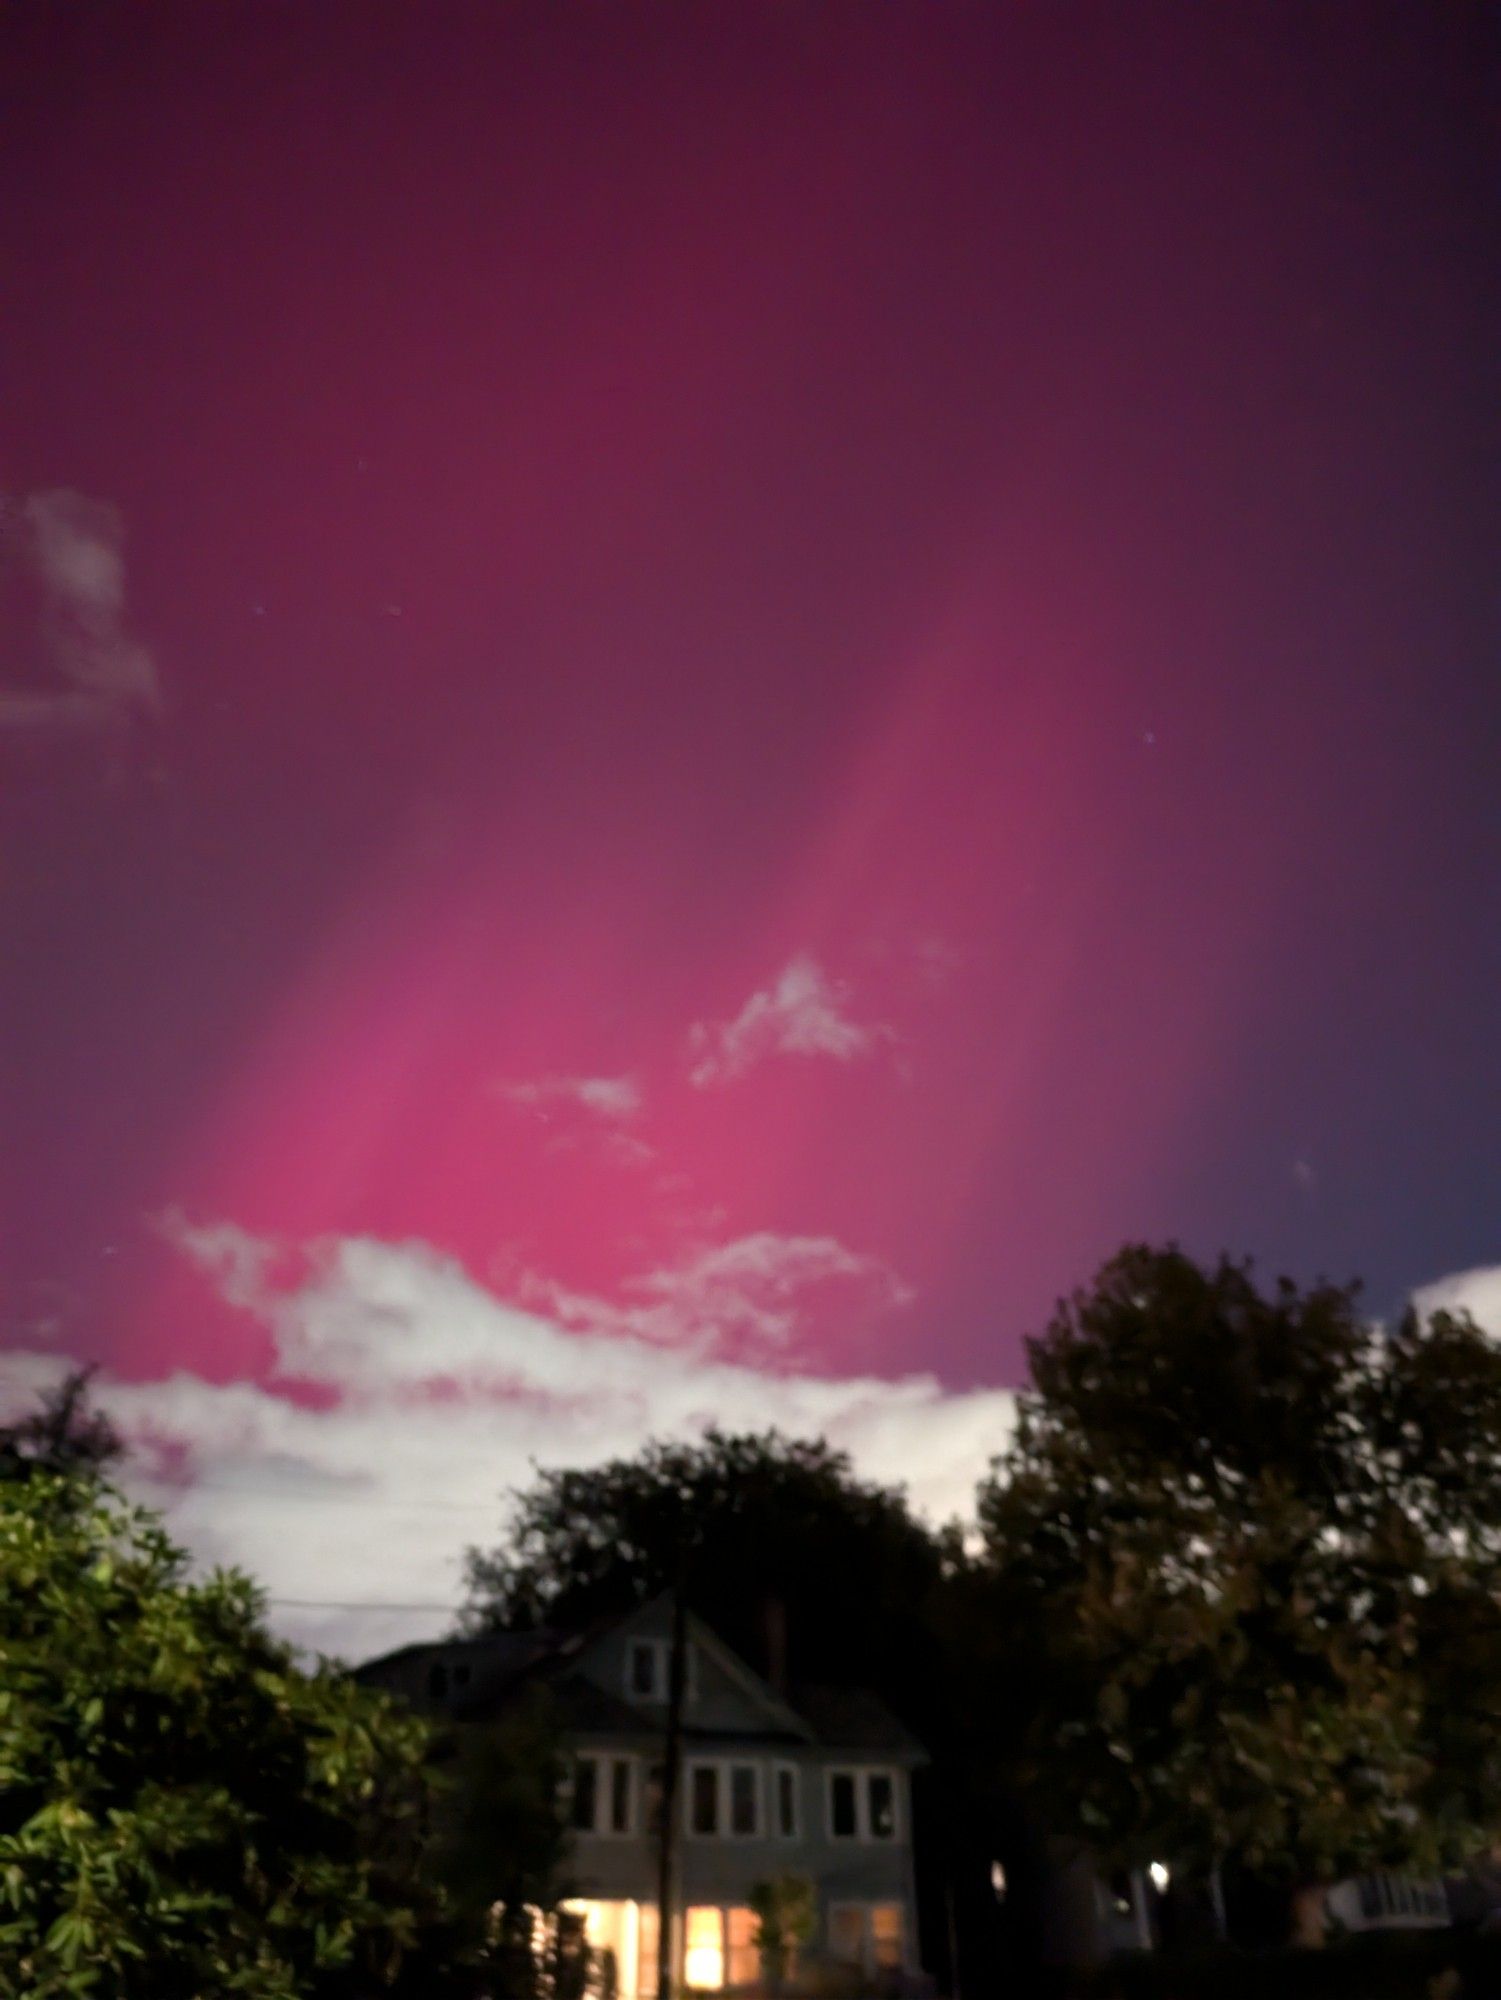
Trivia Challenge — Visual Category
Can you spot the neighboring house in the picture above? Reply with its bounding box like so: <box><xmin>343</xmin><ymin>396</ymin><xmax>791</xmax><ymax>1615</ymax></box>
<box><xmin>1326</xmin><ymin>1872</ymin><xmax>1451</xmax><ymax>1934</ymax></box>
<box><xmin>356</xmin><ymin>1595</ymin><xmax>927</xmax><ymax>1997</ymax></box>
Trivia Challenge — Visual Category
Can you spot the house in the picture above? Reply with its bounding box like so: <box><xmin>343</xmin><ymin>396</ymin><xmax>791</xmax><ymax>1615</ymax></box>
<box><xmin>355</xmin><ymin>1595</ymin><xmax>927</xmax><ymax>1996</ymax></box>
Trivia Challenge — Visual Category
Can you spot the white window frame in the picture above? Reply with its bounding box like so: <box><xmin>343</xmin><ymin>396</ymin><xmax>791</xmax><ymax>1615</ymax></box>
<box><xmin>624</xmin><ymin>1636</ymin><xmax>697</xmax><ymax>1703</ymax></box>
<box><xmin>684</xmin><ymin>1757</ymin><xmax>764</xmax><ymax>1840</ymax></box>
<box><xmin>570</xmin><ymin>1752</ymin><xmax>637</xmax><ymax>1838</ymax></box>
<box><xmin>825</xmin><ymin>1765</ymin><xmax>901</xmax><ymax>1843</ymax></box>
<box><xmin>772</xmin><ymin>1760</ymin><xmax>800</xmax><ymax>1840</ymax></box>
<box><xmin>625</xmin><ymin>1637</ymin><xmax>668</xmax><ymax>1701</ymax></box>
<box><xmin>827</xmin><ymin>1901</ymin><xmax>906</xmax><ymax>1975</ymax></box>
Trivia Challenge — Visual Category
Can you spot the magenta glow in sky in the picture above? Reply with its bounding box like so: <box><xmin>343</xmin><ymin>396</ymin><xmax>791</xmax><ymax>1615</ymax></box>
<box><xmin>1</xmin><ymin>5</ymin><xmax>1498</xmax><ymax>1641</ymax></box>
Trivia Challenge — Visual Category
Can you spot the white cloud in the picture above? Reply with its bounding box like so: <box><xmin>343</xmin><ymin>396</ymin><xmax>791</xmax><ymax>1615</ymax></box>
<box><xmin>527</xmin><ymin>1230</ymin><xmax>912</xmax><ymax>1354</ymax></box>
<box><xmin>498</xmin><ymin>1073</ymin><xmax>644</xmax><ymax>1121</ymax></box>
<box><xmin>157</xmin><ymin>1209</ymin><xmax>281</xmax><ymax>1314</ymax></box>
<box><xmin>0</xmin><ymin>1230</ymin><xmax>1013</xmax><ymax>1663</ymax></box>
<box><xmin>1410</xmin><ymin>1263</ymin><xmax>1501</xmax><ymax>1338</ymax></box>
<box><xmin>688</xmin><ymin>955</ymin><xmax>892</xmax><ymax>1088</ymax></box>
<box><xmin>0</xmin><ymin>489</ymin><xmax>160</xmax><ymax>730</ymax></box>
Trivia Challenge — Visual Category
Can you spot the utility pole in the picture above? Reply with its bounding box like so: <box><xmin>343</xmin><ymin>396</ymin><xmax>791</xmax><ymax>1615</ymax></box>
<box><xmin>654</xmin><ymin>1544</ymin><xmax>689</xmax><ymax>2000</ymax></box>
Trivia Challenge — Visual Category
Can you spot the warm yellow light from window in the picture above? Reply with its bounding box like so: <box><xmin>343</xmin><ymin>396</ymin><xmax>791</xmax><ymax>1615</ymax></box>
<box><xmin>685</xmin><ymin>1907</ymin><xmax>724</xmax><ymax>1989</ymax></box>
<box><xmin>870</xmin><ymin>1904</ymin><xmax>903</xmax><ymax>1970</ymax></box>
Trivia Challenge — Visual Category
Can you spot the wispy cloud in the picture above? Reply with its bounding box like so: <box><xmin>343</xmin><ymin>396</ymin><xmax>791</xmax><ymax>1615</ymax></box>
<box><xmin>0</xmin><ymin>1226</ymin><xmax>1012</xmax><ymax>1660</ymax></box>
<box><xmin>498</xmin><ymin>1073</ymin><xmax>643</xmax><ymax>1121</ymax></box>
<box><xmin>526</xmin><ymin>1230</ymin><xmax>912</xmax><ymax>1356</ymax></box>
<box><xmin>688</xmin><ymin>955</ymin><xmax>892</xmax><ymax>1088</ymax></box>
<box><xmin>0</xmin><ymin>489</ymin><xmax>160</xmax><ymax>731</ymax></box>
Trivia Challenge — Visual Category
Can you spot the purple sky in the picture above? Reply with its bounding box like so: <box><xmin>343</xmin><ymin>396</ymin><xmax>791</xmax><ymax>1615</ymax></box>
<box><xmin>1</xmin><ymin>3</ymin><xmax>1497</xmax><ymax>1648</ymax></box>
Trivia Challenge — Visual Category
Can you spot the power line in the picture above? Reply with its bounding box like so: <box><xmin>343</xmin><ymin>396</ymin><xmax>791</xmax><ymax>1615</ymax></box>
<box><xmin>264</xmin><ymin>1600</ymin><xmax>462</xmax><ymax>1616</ymax></box>
<box><xmin>135</xmin><ymin>1478</ymin><xmax>503</xmax><ymax>1517</ymax></box>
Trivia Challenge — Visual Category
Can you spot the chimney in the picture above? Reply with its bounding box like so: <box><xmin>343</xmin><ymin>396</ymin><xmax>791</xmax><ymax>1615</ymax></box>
<box><xmin>762</xmin><ymin>1594</ymin><xmax>788</xmax><ymax>1697</ymax></box>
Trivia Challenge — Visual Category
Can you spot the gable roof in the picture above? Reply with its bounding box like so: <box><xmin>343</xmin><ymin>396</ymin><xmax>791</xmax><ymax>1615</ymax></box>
<box><xmin>791</xmin><ymin>1683</ymin><xmax>927</xmax><ymax>1762</ymax></box>
<box><xmin>625</xmin><ymin>1594</ymin><xmax>816</xmax><ymax>1744</ymax></box>
<box><xmin>354</xmin><ymin>1600</ymin><xmax>926</xmax><ymax>1760</ymax></box>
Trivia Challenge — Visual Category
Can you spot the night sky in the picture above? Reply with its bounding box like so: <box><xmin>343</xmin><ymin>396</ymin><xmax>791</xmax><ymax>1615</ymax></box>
<box><xmin>2</xmin><ymin>4</ymin><xmax>1497</xmax><ymax>1646</ymax></box>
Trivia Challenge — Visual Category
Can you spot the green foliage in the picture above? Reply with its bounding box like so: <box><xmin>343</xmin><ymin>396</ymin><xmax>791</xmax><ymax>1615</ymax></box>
<box><xmin>978</xmin><ymin>1246</ymin><xmax>1501</xmax><ymax>1886</ymax></box>
<box><xmin>430</xmin><ymin>1684</ymin><xmax>573</xmax><ymax>1923</ymax></box>
<box><xmin>0</xmin><ymin>1474</ymin><xmax>453</xmax><ymax>1998</ymax></box>
<box><xmin>749</xmin><ymin>1873</ymin><xmax>817</xmax><ymax>1983</ymax></box>
<box><xmin>462</xmin><ymin>1429</ymin><xmax>945</xmax><ymax>1705</ymax></box>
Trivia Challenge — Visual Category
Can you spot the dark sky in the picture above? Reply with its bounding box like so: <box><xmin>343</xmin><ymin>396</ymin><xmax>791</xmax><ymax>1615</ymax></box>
<box><xmin>2</xmin><ymin>2</ymin><xmax>1497</xmax><ymax>1415</ymax></box>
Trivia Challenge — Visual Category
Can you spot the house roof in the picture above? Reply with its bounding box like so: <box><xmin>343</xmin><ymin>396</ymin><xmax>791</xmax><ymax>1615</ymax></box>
<box><xmin>354</xmin><ymin>1606</ymin><xmax>927</xmax><ymax>1761</ymax></box>
<box><xmin>791</xmin><ymin>1684</ymin><xmax>927</xmax><ymax>1762</ymax></box>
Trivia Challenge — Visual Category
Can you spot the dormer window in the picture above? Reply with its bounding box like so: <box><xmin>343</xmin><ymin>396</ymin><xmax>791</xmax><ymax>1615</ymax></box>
<box><xmin>626</xmin><ymin>1637</ymin><xmax>694</xmax><ymax>1702</ymax></box>
<box><xmin>628</xmin><ymin>1638</ymin><xmax>667</xmax><ymax>1700</ymax></box>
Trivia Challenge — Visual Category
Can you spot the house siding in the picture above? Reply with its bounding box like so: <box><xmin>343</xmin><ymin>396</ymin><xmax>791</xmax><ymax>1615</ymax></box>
<box><xmin>357</xmin><ymin>1597</ymin><xmax>926</xmax><ymax>1987</ymax></box>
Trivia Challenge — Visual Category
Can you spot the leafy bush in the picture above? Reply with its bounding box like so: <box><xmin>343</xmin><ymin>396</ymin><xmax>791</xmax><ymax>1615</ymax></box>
<box><xmin>0</xmin><ymin>1474</ymin><xmax>455</xmax><ymax>1998</ymax></box>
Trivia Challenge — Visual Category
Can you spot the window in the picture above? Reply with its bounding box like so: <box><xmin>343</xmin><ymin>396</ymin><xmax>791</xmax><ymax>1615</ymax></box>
<box><xmin>639</xmin><ymin>1904</ymin><xmax>660</xmax><ymax>1998</ymax></box>
<box><xmin>829</xmin><ymin>1905</ymin><xmax>903</xmax><ymax>1975</ymax></box>
<box><xmin>827</xmin><ymin>1768</ymin><xmax>900</xmax><ymax>1841</ymax></box>
<box><xmin>644</xmin><ymin>1761</ymin><xmax>666</xmax><ymax>1835</ymax></box>
<box><xmin>774</xmin><ymin>1763</ymin><xmax>799</xmax><ymax>1839</ymax></box>
<box><xmin>725</xmin><ymin>1907</ymin><xmax>758</xmax><ymax>1986</ymax></box>
<box><xmin>729</xmin><ymin>1765</ymin><xmax>758</xmax><ymax>1836</ymax></box>
<box><xmin>628</xmin><ymin>1638</ymin><xmax>665</xmax><ymax>1700</ymax></box>
<box><xmin>685</xmin><ymin>1907</ymin><xmax>724</xmax><ymax>1990</ymax></box>
<box><xmin>571</xmin><ymin>1755</ymin><xmax>634</xmax><ymax>1835</ymax></box>
<box><xmin>828</xmin><ymin>1905</ymin><xmax>864</xmax><ymax>1966</ymax></box>
<box><xmin>571</xmin><ymin>1757</ymin><xmax>598</xmax><ymax>1832</ymax></box>
<box><xmin>869</xmin><ymin>1906</ymin><xmax>903</xmax><ymax>1970</ymax></box>
<box><xmin>682</xmin><ymin>1907</ymin><xmax>758</xmax><ymax>1989</ymax></box>
<box><xmin>690</xmin><ymin>1765</ymin><xmax>720</xmax><ymax>1836</ymax></box>
<box><xmin>686</xmin><ymin>1760</ymin><xmax>760</xmax><ymax>1837</ymax></box>
<box><xmin>609</xmin><ymin>1757</ymin><xmax>632</xmax><ymax>1834</ymax></box>
<box><xmin>626</xmin><ymin>1637</ymin><xmax>696</xmax><ymax>1702</ymax></box>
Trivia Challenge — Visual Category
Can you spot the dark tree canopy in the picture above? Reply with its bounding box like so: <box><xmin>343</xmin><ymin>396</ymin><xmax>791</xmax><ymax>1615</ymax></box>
<box><xmin>0</xmin><ymin>1366</ymin><xmax>122</xmax><ymax>1483</ymax></box>
<box><xmin>462</xmin><ymin>1430</ymin><xmax>947</xmax><ymax>1715</ymax></box>
<box><xmin>978</xmin><ymin>1245</ymin><xmax>1501</xmax><ymax>1886</ymax></box>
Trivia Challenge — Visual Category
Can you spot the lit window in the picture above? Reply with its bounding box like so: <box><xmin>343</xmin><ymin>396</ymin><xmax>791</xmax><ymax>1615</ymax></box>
<box><xmin>775</xmin><ymin>1764</ymin><xmax>798</xmax><ymax>1838</ymax></box>
<box><xmin>685</xmin><ymin>1907</ymin><xmax>724</xmax><ymax>1990</ymax></box>
<box><xmin>729</xmin><ymin>1765</ymin><xmax>758</xmax><ymax>1836</ymax></box>
<box><xmin>690</xmin><ymin>1765</ymin><xmax>719</xmax><ymax>1836</ymax></box>
<box><xmin>829</xmin><ymin>1905</ymin><xmax>903</xmax><ymax>1974</ymax></box>
<box><xmin>561</xmin><ymin>1901</ymin><xmax>643</xmax><ymax>1994</ymax></box>
<box><xmin>571</xmin><ymin>1757</ymin><xmax>599</xmax><ymax>1832</ymax></box>
<box><xmin>870</xmin><ymin>1905</ymin><xmax>903</xmax><ymax>1970</ymax></box>
<box><xmin>726</xmin><ymin>1907</ymin><xmax>758</xmax><ymax>1985</ymax></box>
<box><xmin>829</xmin><ymin>1772</ymin><xmax>858</xmax><ymax>1839</ymax></box>
<box><xmin>639</xmin><ymin>1905</ymin><xmax>660</xmax><ymax>1998</ymax></box>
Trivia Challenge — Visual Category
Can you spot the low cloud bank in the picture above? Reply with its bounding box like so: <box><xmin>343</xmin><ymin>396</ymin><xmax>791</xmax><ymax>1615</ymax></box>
<box><xmin>0</xmin><ymin>1230</ymin><xmax>1015</xmax><ymax>1662</ymax></box>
